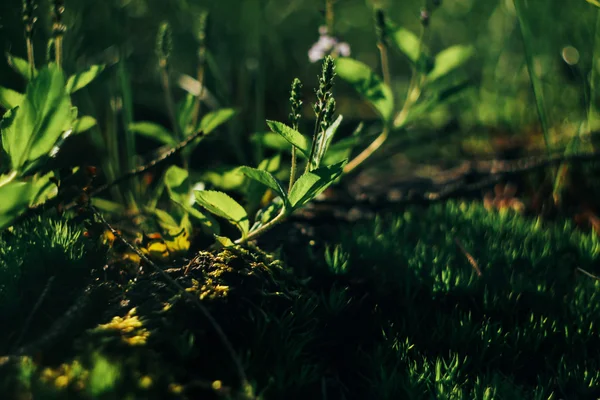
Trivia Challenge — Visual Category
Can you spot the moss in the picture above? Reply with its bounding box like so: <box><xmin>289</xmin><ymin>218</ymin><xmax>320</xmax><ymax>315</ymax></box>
<box><xmin>2</xmin><ymin>203</ymin><xmax>600</xmax><ymax>398</ymax></box>
<box><xmin>0</xmin><ymin>215</ymin><xmax>105</xmax><ymax>353</ymax></box>
<box><xmin>324</xmin><ymin>201</ymin><xmax>600</xmax><ymax>398</ymax></box>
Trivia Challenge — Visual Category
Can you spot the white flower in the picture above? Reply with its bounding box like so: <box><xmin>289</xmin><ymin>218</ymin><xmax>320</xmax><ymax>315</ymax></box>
<box><xmin>308</xmin><ymin>25</ymin><xmax>352</xmax><ymax>63</ymax></box>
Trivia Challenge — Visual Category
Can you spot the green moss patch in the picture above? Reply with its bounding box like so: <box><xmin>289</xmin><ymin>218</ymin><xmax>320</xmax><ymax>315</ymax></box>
<box><xmin>1</xmin><ymin>203</ymin><xmax>600</xmax><ymax>399</ymax></box>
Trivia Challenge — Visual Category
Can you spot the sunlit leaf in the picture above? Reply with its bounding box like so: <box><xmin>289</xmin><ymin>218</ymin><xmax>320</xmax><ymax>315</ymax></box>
<box><xmin>251</xmin><ymin>132</ymin><xmax>295</xmax><ymax>153</ymax></box>
<box><xmin>129</xmin><ymin>121</ymin><xmax>176</xmax><ymax>146</ymax></box>
<box><xmin>73</xmin><ymin>116</ymin><xmax>97</xmax><ymax>133</ymax></box>
<box><xmin>199</xmin><ymin>108</ymin><xmax>237</xmax><ymax>133</ymax></box>
<box><xmin>245</xmin><ymin>154</ymin><xmax>282</xmax><ymax>214</ymax></box>
<box><xmin>288</xmin><ymin>160</ymin><xmax>346</xmax><ymax>209</ymax></box>
<box><xmin>66</xmin><ymin>64</ymin><xmax>106</xmax><ymax>94</ymax></box>
<box><xmin>201</xmin><ymin>165</ymin><xmax>247</xmax><ymax>191</ymax></box>
<box><xmin>427</xmin><ymin>45</ymin><xmax>474</xmax><ymax>82</ymax></box>
<box><xmin>194</xmin><ymin>190</ymin><xmax>249</xmax><ymax>237</ymax></box>
<box><xmin>177</xmin><ymin>93</ymin><xmax>197</xmax><ymax>134</ymax></box>
<box><xmin>6</xmin><ymin>53</ymin><xmax>35</xmax><ymax>80</ymax></box>
<box><xmin>238</xmin><ymin>166</ymin><xmax>287</xmax><ymax>202</ymax></box>
<box><xmin>587</xmin><ymin>0</ymin><xmax>600</xmax><ymax>7</ymax></box>
<box><xmin>335</xmin><ymin>58</ymin><xmax>394</xmax><ymax>123</ymax></box>
<box><xmin>0</xmin><ymin>180</ymin><xmax>34</xmax><ymax>230</ymax></box>
<box><xmin>0</xmin><ymin>86</ymin><xmax>24</xmax><ymax>109</ymax></box>
<box><xmin>390</xmin><ymin>27</ymin><xmax>421</xmax><ymax>64</ymax></box>
<box><xmin>1</xmin><ymin>65</ymin><xmax>72</xmax><ymax>171</ymax></box>
<box><xmin>215</xmin><ymin>235</ymin><xmax>235</xmax><ymax>248</ymax></box>
<box><xmin>266</xmin><ymin>120</ymin><xmax>311</xmax><ymax>156</ymax></box>
<box><xmin>164</xmin><ymin>165</ymin><xmax>220</xmax><ymax>235</ymax></box>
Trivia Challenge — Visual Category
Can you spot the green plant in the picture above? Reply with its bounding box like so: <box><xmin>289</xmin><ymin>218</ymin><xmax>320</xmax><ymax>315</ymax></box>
<box><xmin>337</xmin><ymin>4</ymin><xmax>474</xmax><ymax>173</ymax></box>
<box><xmin>0</xmin><ymin>0</ymin><xmax>104</xmax><ymax>231</ymax></box>
<box><xmin>194</xmin><ymin>56</ymin><xmax>345</xmax><ymax>245</ymax></box>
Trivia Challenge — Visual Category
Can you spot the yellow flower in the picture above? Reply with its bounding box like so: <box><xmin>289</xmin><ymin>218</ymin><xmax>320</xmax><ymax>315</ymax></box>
<box><xmin>55</xmin><ymin>375</ymin><xmax>69</xmax><ymax>389</ymax></box>
<box><xmin>139</xmin><ymin>375</ymin><xmax>153</xmax><ymax>389</ymax></box>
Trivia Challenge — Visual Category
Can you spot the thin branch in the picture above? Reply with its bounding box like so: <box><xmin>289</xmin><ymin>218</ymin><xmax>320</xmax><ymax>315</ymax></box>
<box><xmin>577</xmin><ymin>267</ymin><xmax>600</xmax><ymax>281</ymax></box>
<box><xmin>454</xmin><ymin>238</ymin><xmax>482</xmax><ymax>277</ymax></box>
<box><xmin>66</xmin><ymin>129</ymin><xmax>205</xmax><ymax>210</ymax></box>
<box><xmin>14</xmin><ymin>276</ymin><xmax>55</xmax><ymax>348</ymax></box>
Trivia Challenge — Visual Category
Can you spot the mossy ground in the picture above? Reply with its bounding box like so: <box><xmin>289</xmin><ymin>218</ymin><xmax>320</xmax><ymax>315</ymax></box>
<box><xmin>1</xmin><ymin>202</ymin><xmax>600</xmax><ymax>399</ymax></box>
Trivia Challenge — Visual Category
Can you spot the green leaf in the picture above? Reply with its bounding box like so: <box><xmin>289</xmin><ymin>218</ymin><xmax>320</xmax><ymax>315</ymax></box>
<box><xmin>73</xmin><ymin>116</ymin><xmax>97</xmax><ymax>133</ymax></box>
<box><xmin>288</xmin><ymin>160</ymin><xmax>346</xmax><ymax>209</ymax></box>
<box><xmin>335</xmin><ymin>58</ymin><xmax>394</xmax><ymax>123</ymax></box>
<box><xmin>0</xmin><ymin>180</ymin><xmax>34</xmax><ymax>231</ymax></box>
<box><xmin>7</xmin><ymin>53</ymin><xmax>35</xmax><ymax>80</ymax></box>
<box><xmin>390</xmin><ymin>27</ymin><xmax>421</xmax><ymax>64</ymax></box>
<box><xmin>91</xmin><ymin>197</ymin><xmax>126</xmax><ymax>214</ymax></box>
<box><xmin>194</xmin><ymin>190</ymin><xmax>249</xmax><ymax>237</ymax></box>
<box><xmin>177</xmin><ymin>93</ymin><xmax>197</xmax><ymax>134</ymax></box>
<box><xmin>164</xmin><ymin>165</ymin><xmax>220</xmax><ymax>235</ymax></box>
<box><xmin>215</xmin><ymin>235</ymin><xmax>235</xmax><ymax>248</ymax></box>
<box><xmin>266</xmin><ymin>120</ymin><xmax>311</xmax><ymax>156</ymax></box>
<box><xmin>30</xmin><ymin>172</ymin><xmax>58</xmax><ymax>206</ymax></box>
<box><xmin>65</xmin><ymin>64</ymin><xmax>106</xmax><ymax>94</ymax></box>
<box><xmin>238</xmin><ymin>166</ymin><xmax>287</xmax><ymax>202</ymax></box>
<box><xmin>201</xmin><ymin>165</ymin><xmax>247</xmax><ymax>191</ymax></box>
<box><xmin>245</xmin><ymin>154</ymin><xmax>282</xmax><ymax>214</ymax></box>
<box><xmin>426</xmin><ymin>45</ymin><xmax>474</xmax><ymax>82</ymax></box>
<box><xmin>129</xmin><ymin>121</ymin><xmax>176</xmax><ymax>146</ymax></box>
<box><xmin>310</xmin><ymin>114</ymin><xmax>343</xmax><ymax>171</ymax></box>
<box><xmin>199</xmin><ymin>108</ymin><xmax>237</xmax><ymax>133</ymax></box>
<box><xmin>164</xmin><ymin>165</ymin><xmax>190</xmax><ymax>201</ymax></box>
<box><xmin>404</xmin><ymin>79</ymin><xmax>471</xmax><ymax>124</ymax></box>
<box><xmin>0</xmin><ymin>87</ymin><xmax>24</xmax><ymax>109</ymax></box>
<box><xmin>587</xmin><ymin>0</ymin><xmax>600</xmax><ymax>7</ymax></box>
<box><xmin>251</xmin><ymin>132</ymin><xmax>301</xmax><ymax>154</ymax></box>
<box><xmin>1</xmin><ymin>65</ymin><xmax>72</xmax><ymax>171</ymax></box>
<box><xmin>514</xmin><ymin>0</ymin><xmax>552</xmax><ymax>154</ymax></box>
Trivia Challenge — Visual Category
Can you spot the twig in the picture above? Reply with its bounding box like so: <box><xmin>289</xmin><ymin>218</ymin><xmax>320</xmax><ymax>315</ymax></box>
<box><xmin>14</xmin><ymin>276</ymin><xmax>55</xmax><ymax>348</ymax></box>
<box><xmin>454</xmin><ymin>237</ymin><xmax>482</xmax><ymax>277</ymax></box>
<box><xmin>88</xmin><ymin>206</ymin><xmax>249</xmax><ymax>390</ymax></box>
<box><xmin>65</xmin><ymin>129</ymin><xmax>205</xmax><ymax>210</ymax></box>
<box><xmin>576</xmin><ymin>267</ymin><xmax>600</xmax><ymax>281</ymax></box>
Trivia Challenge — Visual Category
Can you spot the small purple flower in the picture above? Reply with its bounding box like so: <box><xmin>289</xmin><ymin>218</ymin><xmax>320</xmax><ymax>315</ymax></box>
<box><xmin>308</xmin><ymin>25</ymin><xmax>351</xmax><ymax>63</ymax></box>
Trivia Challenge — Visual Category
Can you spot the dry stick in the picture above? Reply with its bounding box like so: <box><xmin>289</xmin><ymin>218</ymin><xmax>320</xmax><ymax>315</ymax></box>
<box><xmin>12</xmin><ymin>130</ymin><xmax>205</xmax><ymax>227</ymax></box>
<box><xmin>89</xmin><ymin>206</ymin><xmax>248</xmax><ymax>389</ymax></box>
<box><xmin>454</xmin><ymin>238</ymin><xmax>482</xmax><ymax>277</ymax></box>
<box><xmin>576</xmin><ymin>267</ymin><xmax>600</xmax><ymax>281</ymax></box>
<box><xmin>65</xmin><ymin>130</ymin><xmax>205</xmax><ymax>211</ymax></box>
<box><xmin>14</xmin><ymin>276</ymin><xmax>55</xmax><ymax>348</ymax></box>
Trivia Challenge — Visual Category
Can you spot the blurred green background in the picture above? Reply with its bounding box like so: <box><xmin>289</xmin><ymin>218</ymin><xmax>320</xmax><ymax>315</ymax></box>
<box><xmin>0</xmin><ymin>0</ymin><xmax>597</xmax><ymax>166</ymax></box>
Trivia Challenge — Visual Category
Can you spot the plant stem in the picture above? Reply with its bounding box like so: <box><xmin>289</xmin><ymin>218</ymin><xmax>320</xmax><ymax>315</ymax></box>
<box><xmin>343</xmin><ymin>27</ymin><xmax>393</xmax><ymax>175</ymax></box>
<box><xmin>289</xmin><ymin>147</ymin><xmax>297</xmax><ymax>194</ymax></box>
<box><xmin>325</xmin><ymin>0</ymin><xmax>334</xmax><ymax>34</ymax></box>
<box><xmin>235</xmin><ymin>209</ymin><xmax>287</xmax><ymax>245</ymax></box>
<box><xmin>378</xmin><ymin>41</ymin><xmax>391</xmax><ymax>89</ymax></box>
<box><xmin>343</xmin><ymin>127</ymin><xmax>388</xmax><ymax>174</ymax></box>
<box><xmin>54</xmin><ymin>37</ymin><xmax>63</xmax><ymax>69</ymax></box>
<box><xmin>160</xmin><ymin>65</ymin><xmax>187</xmax><ymax>170</ymax></box>
<box><xmin>26</xmin><ymin>39</ymin><xmax>35</xmax><ymax>77</ymax></box>
<box><xmin>190</xmin><ymin>63</ymin><xmax>205</xmax><ymax>131</ymax></box>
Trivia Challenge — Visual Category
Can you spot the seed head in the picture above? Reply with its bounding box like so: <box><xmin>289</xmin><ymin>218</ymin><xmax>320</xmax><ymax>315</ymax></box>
<box><xmin>289</xmin><ymin>78</ymin><xmax>303</xmax><ymax>129</ymax></box>
<box><xmin>22</xmin><ymin>0</ymin><xmax>37</xmax><ymax>37</ymax></box>
<box><xmin>374</xmin><ymin>8</ymin><xmax>387</xmax><ymax>44</ymax></box>
<box><xmin>156</xmin><ymin>21</ymin><xmax>173</xmax><ymax>68</ymax></box>
<box><xmin>420</xmin><ymin>8</ymin><xmax>430</xmax><ymax>26</ymax></box>
<box><xmin>52</xmin><ymin>0</ymin><xmax>66</xmax><ymax>38</ymax></box>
